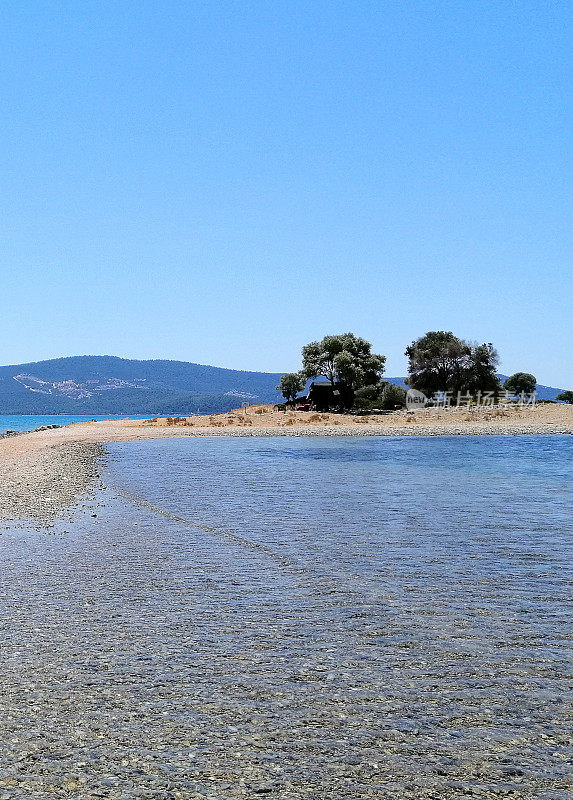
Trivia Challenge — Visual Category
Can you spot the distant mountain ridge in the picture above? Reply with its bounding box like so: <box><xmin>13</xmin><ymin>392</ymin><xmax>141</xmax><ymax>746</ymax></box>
<box><xmin>0</xmin><ymin>356</ymin><xmax>285</xmax><ymax>414</ymax></box>
<box><xmin>0</xmin><ymin>356</ymin><xmax>566</xmax><ymax>414</ymax></box>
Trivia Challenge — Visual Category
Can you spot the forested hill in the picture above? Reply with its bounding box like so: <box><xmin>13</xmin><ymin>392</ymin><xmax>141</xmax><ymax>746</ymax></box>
<box><xmin>0</xmin><ymin>356</ymin><xmax>285</xmax><ymax>414</ymax></box>
<box><xmin>0</xmin><ymin>356</ymin><xmax>565</xmax><ymax>414</ymax></box>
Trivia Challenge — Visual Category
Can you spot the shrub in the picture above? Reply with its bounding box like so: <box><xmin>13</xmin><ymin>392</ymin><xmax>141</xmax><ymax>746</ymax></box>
<box><xmin>354</xmin><ymin>382</ymin><xmax>386</xmax><ymax>409</ymax></box>
<box><xmin>381</xmin><ymin>384</ymin><xmax>407</xmax><ymax>410</ymax></box>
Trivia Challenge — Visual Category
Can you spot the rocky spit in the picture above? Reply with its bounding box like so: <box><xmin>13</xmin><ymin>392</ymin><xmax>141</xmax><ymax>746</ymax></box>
<box><xmin>1</xmin><ymin>421</ymin><xmax>572</xmax><ymax>523</ymax></box>
<box><xmin>129</xmin><ymin>423</ymin><xmax>573</xmax><ymax>437</ymax></box>
<box><xmin>1</xmin><ymin>419</ymin><xmax>572</xmax><ymax>525</ymax></box>
<box><xmin>0</xmin><ymin>441</ymin><xmax>106</xmax><ymax>524</ymax></box>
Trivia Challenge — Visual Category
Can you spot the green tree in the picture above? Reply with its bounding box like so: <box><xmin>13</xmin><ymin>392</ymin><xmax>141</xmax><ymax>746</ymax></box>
<box><xmin>556</xmin><ymin>390</ymin><xmax>573</xmax><ymax>404</ymax></box>
<box><xmin>503</xmin><ymin>372</ymin><xmax>537</xmax><ymax>395</ymax></box>
<box><xmin>301</xmin><ymin>333</ymin><xmax>385</xmax><ymax>406</ymax></box>
<box><xmin>277</xmin><ymin>372</ymin><xmax>306</xmax><ymax>405</ymax></box>
<box><xmin>467</xmin><ymin>343</ymin><xmax>501</xmax><ymax>397</ymax></box>
<box><xmin>405</xmin><ymin>331</ymin><xmax>472</xmax><ymax>396</ymax></box>
<box><xmin>354</xmin><ymin>382</ymin><xmax>386</xmax><ymax>409</ymax></box>
<box><xmin>381</xmin><ymin>383</ymin><xmax>407</xmax><ymax>410</ymax></box>
<box><xmin>406</xmin><ymin>332</ymin><xmax>502</xmax><ymax>400</ymax></box>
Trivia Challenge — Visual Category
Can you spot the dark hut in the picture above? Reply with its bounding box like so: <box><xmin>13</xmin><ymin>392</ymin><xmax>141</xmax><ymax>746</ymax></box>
<box><xmin>308</xmin><ymin>381</ymin><xmax>341</xmax><ymax>411</ymax></box>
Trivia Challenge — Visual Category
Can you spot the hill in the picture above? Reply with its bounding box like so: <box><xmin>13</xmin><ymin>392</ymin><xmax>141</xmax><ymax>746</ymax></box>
<box><xmin>0</xmin><ymin>356</ymin><xmax>285</xmax><ymax>414</ymax></box>
<box><xmin>0</xmin><ymin>357</ymin><xmax>566</xmax><ymax>414</ymax></box>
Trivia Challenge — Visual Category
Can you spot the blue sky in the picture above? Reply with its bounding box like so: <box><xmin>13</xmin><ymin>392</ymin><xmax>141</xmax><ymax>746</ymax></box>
<box><xmin>1</xmin><ymin>1</ymin><xmax>571</xmax><ymax>386</ymax></box>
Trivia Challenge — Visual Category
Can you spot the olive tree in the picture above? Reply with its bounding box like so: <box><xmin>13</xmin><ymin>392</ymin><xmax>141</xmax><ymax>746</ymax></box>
<box><xmin>466</xmin><ymin>343</ymin><xmax>501</xmax><ymax>397</ymax></box>
<box><xmin>277</xmin><ymin>372</ymin><xmax>306</xmax><ymax>405</ymax></box>
<box><xmin>354</xmin><ymin>383</ymin><xmax>386</xmax><ymax>409</ymax></box>
<box><xmin>503</xmin><ymin>372</ymin><xmax>537</xmax><ymax>395</ymax></box>
<box><xmin>301</xmin><ymin>333</ymin><xmax>386</xmax><ymax>407</ymax></box>
<box><xmin>406</xmin><ymin>331</ymin><xmax>500</xmax><ymax>399</ymax></box>
<box><xmin>354</xmin><ymin>382</ymin><xmax>407</xmax><ymax>411</ymax></box>
<box><xmin>405</xmin><ymin>331</ymin><xmax>472</xmax><ymax>396</ymax></box>
<box><xmin>381</xmin><ymin>383</ymin><xmax>407</xmax><ymax>410</ymax></box>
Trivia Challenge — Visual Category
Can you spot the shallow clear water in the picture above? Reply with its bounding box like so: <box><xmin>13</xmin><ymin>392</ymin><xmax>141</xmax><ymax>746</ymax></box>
<box><xmin>0</xmin><ymin>414</ymin><xmax>155</xmax><ymax>434</ymax></box>
<box><xmin>0</xmin><ymin>435</ymin><xmax>571</xmax><ymax>799</ymax></box>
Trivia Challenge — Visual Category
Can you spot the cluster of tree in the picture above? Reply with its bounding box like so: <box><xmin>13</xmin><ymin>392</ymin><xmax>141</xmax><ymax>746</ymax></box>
<box><xmin>556</xmin><ymin>390</ymin><xmax>573</xmax><ymax>404</ymax></box>
<box><xmin>300</xmin><ymin>333</ymin><xmax>386</xmax><ymax>408</ymax></box>
<box><xmin>405</xmin><ymin>332</ymin><xmax>541</xmax><ymax>399</ymax></box>
<box><xmin>277</xmin><ymin>333</ymin><xmax>390</xmax><ymax>409</ymax></box>
<box><xmin>406</xmin><ymin>333</ymin><xmax>546</xmax><ymax>403</ymax></box>
<box><xmin>278</xmin><ymin>330</ymin><xmax>542</xmax><ymax>411</ymax></box>
<box><xmin>405</xmin><ymin>331</ymin><xmax>501</xmax><ymax>398</ymax></box>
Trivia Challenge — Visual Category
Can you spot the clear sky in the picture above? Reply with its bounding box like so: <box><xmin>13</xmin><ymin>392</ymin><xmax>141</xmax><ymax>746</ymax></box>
<box><xmin>1</xmin><ymin>1</ymin><xmax>571</xmax><ymax>386</ymax></box>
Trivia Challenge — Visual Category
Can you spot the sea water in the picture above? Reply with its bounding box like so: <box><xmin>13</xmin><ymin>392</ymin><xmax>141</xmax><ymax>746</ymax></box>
<box><xmin>0</xmin><ymin>413</ymin><xmax>164</xmax><ymax>434</ymax></box>
<box><xmin>0</xmin><ymin>435</ymin><xmax>571</xmax><ymax>799</ymax></box>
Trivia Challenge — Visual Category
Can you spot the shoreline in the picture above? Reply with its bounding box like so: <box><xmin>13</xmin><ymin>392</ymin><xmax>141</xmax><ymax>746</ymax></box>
<box><xmin>0</xmin><ymin>441</ymin><xmax>106</xmax><ymax>525</ymax></box>
<box><xmin>1</xmin><ymin>406</ymin><xmax>572</xmax><ymax>523</ymax></box>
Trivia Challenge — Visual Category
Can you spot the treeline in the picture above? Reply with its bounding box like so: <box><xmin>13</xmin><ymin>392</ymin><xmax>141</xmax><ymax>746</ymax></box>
<box><xmin>277</xmin><ymin>331</ymin><xmax>558</xmax><ymax>410</ymax></box>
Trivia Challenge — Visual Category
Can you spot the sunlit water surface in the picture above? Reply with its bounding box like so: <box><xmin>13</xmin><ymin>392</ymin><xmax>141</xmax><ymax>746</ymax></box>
<box><xmin>0</xmin><ymin>414</ymin><xmax>155</xmax><ymax>434</ymax></box>
<box><xmin>0</xmin><ymin>435</ymin><xmax>571</xmax><ymax>799</ymax></box>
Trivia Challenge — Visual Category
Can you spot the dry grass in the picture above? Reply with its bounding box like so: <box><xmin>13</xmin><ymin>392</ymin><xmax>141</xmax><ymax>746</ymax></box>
<box><xmin>115</xmin><ymin>402</ymin><xmax>573</xmax><ymax>433</ymax></box>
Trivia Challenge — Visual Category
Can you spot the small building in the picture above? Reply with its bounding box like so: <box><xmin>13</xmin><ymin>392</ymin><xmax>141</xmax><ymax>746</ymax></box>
<box><xmin>307</xmin><ymin>381</ymin><xmax>341</xmax><ymax>412</ymax></box>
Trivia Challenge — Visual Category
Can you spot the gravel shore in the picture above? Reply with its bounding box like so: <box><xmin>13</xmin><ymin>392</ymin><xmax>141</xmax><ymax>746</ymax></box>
<box><xmin>0</xmin><ymin>441</ymin><xmax>106</xmax><ymax>524</ymax></box>
<box><xmin>121</xmin><ymin>422</ymin><xmax>573</xmax><ymax>437</ymax></box>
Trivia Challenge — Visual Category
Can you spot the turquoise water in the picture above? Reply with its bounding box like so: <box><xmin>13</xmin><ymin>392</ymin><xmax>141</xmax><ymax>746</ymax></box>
<box><xmin>0</xmin><ymin>435</ymin><xmax>571</xmax><ymax>798</ymax></box>
<box><xmin>0</xmin><ymin>413</ymin><xmax>156</xmax><ymax>434</ymax></box>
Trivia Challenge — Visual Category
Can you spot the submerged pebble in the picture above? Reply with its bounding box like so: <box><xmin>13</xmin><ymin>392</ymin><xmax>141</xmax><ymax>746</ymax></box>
<box><xmin>0</xmin><ymin>435</ymin><xmax>570</xmax><ymax>799</ymax></box>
